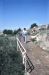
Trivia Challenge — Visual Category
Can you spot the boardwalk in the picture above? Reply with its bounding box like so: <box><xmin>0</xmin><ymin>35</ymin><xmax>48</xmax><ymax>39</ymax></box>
<box><xmin>19</xmin><ymin>35</ymin><xmax>49</xmax><ymax>75</ymax></box>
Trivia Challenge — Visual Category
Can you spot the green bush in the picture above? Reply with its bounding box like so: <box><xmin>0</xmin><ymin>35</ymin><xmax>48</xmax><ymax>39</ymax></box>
<box><xmin>0</xmin><ymin>36</ymin><xmax>24</xmax><ymax>75</ymax></box>
<box><xmin>31</xmin><ymin>38</ymin><xmax>36</xmax><ymax>42</ymax></box>
<box><xmin>3</xmin><ymin>30</ymin><xmax>13</xmax><ymax>34</ymax></box>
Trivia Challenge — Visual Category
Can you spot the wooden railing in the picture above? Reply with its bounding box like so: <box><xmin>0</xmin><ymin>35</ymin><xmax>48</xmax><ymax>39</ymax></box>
<box><xmin>16</xmin><ymin>37</ymin><xmax>27</xmax><ymax>75</ymax></box>
<box><xmin>16</xmin><ymin>37</ymin><xmax>34</xmax><ymax>75</ymax></box>
<box><xmin>26</xmin><ymin>54</ymin><xmax>34</xmax><ymax>73</ymax></box>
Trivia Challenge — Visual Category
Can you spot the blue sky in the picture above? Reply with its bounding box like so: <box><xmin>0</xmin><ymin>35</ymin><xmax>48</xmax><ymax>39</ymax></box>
<box><xmin>0</xmin><ymin>0</ymin><xmax>49</xmax><ymax>30</ymax></box>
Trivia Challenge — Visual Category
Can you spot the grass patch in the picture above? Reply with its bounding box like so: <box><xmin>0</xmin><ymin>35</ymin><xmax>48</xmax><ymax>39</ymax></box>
<box><xmin>0</xmin><ymin>35</ymin><xmax>24</xmax><ymax>75</ymax></box>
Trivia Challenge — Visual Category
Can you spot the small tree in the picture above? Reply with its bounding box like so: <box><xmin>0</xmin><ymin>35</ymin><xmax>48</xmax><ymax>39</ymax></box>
<box><xmin>3</xmin><ymin>29</ymin><xmax>8</xmax><ymax>34</ymax></box>
<box><xmin>7</xmin><ymin>30</ymin><xmax>13</xmax><ymax>34</ymax></box>
<box><xmin>17</xmin><ymin>28</ymin><xmax>21</xmax><ymax>32</ymax></box>
<box><xmin>3</xmin><ymin>29</ymin><xmax>13</xmax><ymax>34</ymax></box>
<box><xmin>30</xmin><ymin>23</ymin><xmax>38</xmax><ymax>29</ymax></box>
<box><xmin>14</xmin><ymin>30</ymin><xmax>18</xmax><ymax>34</ymax></box>
<box><xmin>14</xmin><ymin>28</ymin><xmax>21</xmax><ymax>35</ymax></box>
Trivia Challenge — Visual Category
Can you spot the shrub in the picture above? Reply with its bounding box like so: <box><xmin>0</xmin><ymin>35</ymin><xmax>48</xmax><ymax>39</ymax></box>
<box><xmin>31</xmin><ymin>38</ymin><xmax>36</xmax><ymax>42</ymax></box>
<box><xmin>0</xmin><ymin>36</ymin><xmax>24</xmax><ymax>75</ymax></box>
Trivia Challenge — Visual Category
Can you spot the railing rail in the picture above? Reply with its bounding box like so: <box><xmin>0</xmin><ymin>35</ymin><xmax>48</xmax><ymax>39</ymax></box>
<box><xmin>16</xmin><ymin>37</ymin><xmax>27</xmax><ymax>75</ymax></box>
<box><xmin>26</xmin><ymin>54</ymin><xmax>34</xmax><ymax>73</ymax></box>
<box><xmin>16</xmin><ymin>36</ymin><xmax>34</xmax><ymax>75</ymax></box>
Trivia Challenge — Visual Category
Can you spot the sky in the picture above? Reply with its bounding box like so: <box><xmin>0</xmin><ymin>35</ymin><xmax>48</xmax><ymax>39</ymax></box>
<box><xmin>0</xmin><ymin>0</ymin><xmax>49</xmax><ymax>30</ymax></box>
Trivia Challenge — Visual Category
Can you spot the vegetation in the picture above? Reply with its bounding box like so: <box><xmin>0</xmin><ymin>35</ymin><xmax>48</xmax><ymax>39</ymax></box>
<box><xmin>31</xmin><ymin>38</ymin><xmax>36</xmax><ymax>42</ymax></box>
<box><xmin>30</xmin><ymin>23</ymin><xmax>38</xmax><ymax>29</ymax></box>
<box><xmin>3</xmin><ymin>28</ymin><xmax>21</xmax><ymax>35</ymax></box>
<box><xmin>0</xmin><ymin>36</ymin><xmax>24</xmax><ymax>75</ymax></box>
<box><xmin>3</xmin><ymin>30</ymin><xmax>13</xmax><ymax>34</ymax></box>
<box><xmin>14</xmin><ymin>28</ymin><xmax>21</xmax><ymax>35</ymax></box>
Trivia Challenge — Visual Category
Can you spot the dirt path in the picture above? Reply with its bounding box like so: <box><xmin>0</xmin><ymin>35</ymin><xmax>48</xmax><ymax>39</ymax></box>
<box><xmin>19</xmin><ymin>35</ymin><xmax>49</xmax><ymax>75</ymax></box>
<box><xmin>26</xmin><ymin>42</ymin><xmax>49</xmax><ymax>75</ymax></box>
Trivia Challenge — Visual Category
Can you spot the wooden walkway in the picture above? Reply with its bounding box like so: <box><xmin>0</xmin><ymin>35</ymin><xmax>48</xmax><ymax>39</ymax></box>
<box><xmin>19</xmin><ymin>35</ymin><xmax>49</xmax><ymax>75</ymax></box>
